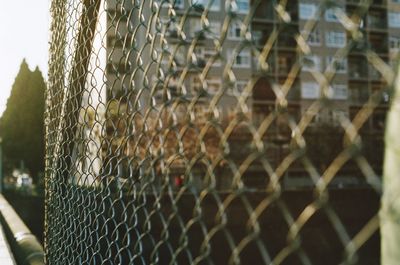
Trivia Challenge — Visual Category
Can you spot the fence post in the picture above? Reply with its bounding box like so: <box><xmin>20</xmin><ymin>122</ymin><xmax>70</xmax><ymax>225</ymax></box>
<box><xmin>381</xmin><ymin>66</ymin><xmax>400</xmax><ymax>264</ymax></box>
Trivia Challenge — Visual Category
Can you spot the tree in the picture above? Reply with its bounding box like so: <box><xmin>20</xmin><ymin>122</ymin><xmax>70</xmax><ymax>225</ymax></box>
<box><xmin>0</xmin><ymin>59</ymin><xmax>46</xmax><ymax>182</ymax></box>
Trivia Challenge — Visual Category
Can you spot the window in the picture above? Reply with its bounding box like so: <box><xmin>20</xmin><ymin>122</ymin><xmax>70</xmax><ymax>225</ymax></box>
<box><xmin>301</xmin><ymin>82</ymin><xmax>320</xmax><ymax>99</ymax></box>
<box><xmin>175</xmin><ymin>0</ymin><xmax>184</xmax><ymax>8</ymax></box>
<box><xmin>305</xmin><ymin>28</ymin><xmax>321</xmax><ymax>46</ymax></box>
<box><xmin>393</xmin><ymin>0</ymin><xmax>400</xmax><ymax>3</ymax></box>
<box><xmin>193</xmin><ymin>0</ymin><xmax>220</xmax><ymax>11</ymax></box>
<box><xmin>235</xmin><ymin>0</ymin><xmax>249</xmax><ymax>13</ymax></box>
<box><xmin>299</xmin><ymin>3</ymin><xmax>317</xmax><ymax>20</ymax></box>
<box><xmin>206</xmin><ymin>21</ymin><xmax>221</xmax><ymax>38</ymax></box>
<box><xmin>389</xmin><ymin>12</ymin><xmax>400</xmax><ymax>28</ymax></box>
<box><xmin>325</xmin><ymin>7</ymin><xmax>342</xmax><ymax>22</ymax></box>
<box><xmin>326</xmin><ymin>56</ymin><xmax>347</xmax><ymax>73</ymax></box>
<box><xmin>228</xmin><ymin>20</ymin><xmax>242</xmax><ymax>40</ymax></box>
<box><xmin>329</xmin><ymin>84</ymin><xmax>348</xmax><ymax>100</ymax></box>
<box><xmin>325</xmin><ymin>31</ymin><xmax>346</xmax><ymax>48</ymax></box>
<box><xmin>302</xmin><ymin>55</ymin><xmax>321</xmax><ymax>72</ymax></box>
<box><xmin>389</xmin><ymin>36</ymin><xmax>400</xmax><ymax>50</ymax></box>
<box><xmin>231</xmin><ymin>49</ymin><xmax>251</xmax><ymax>67</ymax></box>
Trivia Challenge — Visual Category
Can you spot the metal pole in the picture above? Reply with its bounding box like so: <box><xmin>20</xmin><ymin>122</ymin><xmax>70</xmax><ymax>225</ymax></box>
<box><xmin>0</xmin><ymin>194</ymin><xmax>44</xmax><ymax>265</ymax></box>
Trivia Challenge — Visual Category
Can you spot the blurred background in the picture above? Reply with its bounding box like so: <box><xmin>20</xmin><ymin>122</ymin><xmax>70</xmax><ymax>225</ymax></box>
<box><xmin>0</xmin><ymin>1</ymin><xmax>49</xmax><ymax>243</ymax></box>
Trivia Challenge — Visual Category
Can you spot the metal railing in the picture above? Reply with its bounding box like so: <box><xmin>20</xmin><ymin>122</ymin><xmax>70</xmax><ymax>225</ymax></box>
<box><xmin>45</xmin><ymin>0</ymin><xmax>398</xmax><ymax>264</ymax></box>
<box><xmin>0</xmin><ymin>194</ymin><xmax>44</xmax><ymax>265</ymax></box>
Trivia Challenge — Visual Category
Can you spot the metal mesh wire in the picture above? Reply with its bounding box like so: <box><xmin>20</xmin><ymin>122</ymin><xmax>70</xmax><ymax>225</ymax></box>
<box><xmin>45</xmin><ymin>0</ymin><xmax>394</xmax><ymax>264</ymax></box>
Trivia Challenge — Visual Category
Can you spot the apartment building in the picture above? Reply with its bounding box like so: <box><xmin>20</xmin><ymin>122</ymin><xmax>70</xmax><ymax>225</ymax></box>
<box><xmin>104</xmin><ymin>0</ymin><xmax>396</xmax><ymax>189</ymax></box>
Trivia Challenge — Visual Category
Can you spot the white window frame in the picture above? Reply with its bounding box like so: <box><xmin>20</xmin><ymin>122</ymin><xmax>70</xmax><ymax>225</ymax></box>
<box><xmin>230</xmin><ymin>49</ymin><xmax>251</xmax><ymax>68</ymax></box>
<box><xmin>301</xmin><ymin>82</ymin><xmax>320</xmax><ymax>99</ymax></box>
<box><xmin>299</xmin><ymin>3</ymin><xmax>317</xmax><ymax>20</ymax></box>
<box><xmin>325</xmin><ymin>7</ymin><xmax>342</xmax><ymax>22</ymax></box>
<box><xmin>389</xmin><ymin>36</ymin><xmax>400</xmax><ymax>51</ymax></box>
<box><xmin>228</xmin><ymin>20</ymin><xmax>242</xmax><ymax>40</ymax></box>
<box><xmin>304</xmin><ymin>29</ymin><xmax>321</xmax><ymax>46</ymax></box>
<box><xmin>235</xmin><ymin>0</ymin><xmax>249</xmax><ymax>14</ymax></box>
<box><xmin>206</xmin><ymin>21</ymin><xmax>221</xmax><ymax>39</ymax></box>
<box><xmin>329</xmin><ymin>84</ymin><xmax>348</xmax><ymax>100</ymax></box>
<box><xmin>389</xmin><ymin>12</ymin><xmax>400</xmax><ymax>28</ymax></box>
<box><xmin>326</xmin><ymin>56</ymin><xmax>348</xmax><ymax>73</ymax></box>
<box><xmin>325</xmin><ymin>31</ymin><xmax>346</xmax><ymax>48</ymax></box>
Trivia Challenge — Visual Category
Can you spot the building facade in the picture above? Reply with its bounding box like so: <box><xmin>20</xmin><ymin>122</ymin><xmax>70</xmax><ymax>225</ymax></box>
<box><xmin>102</xmin><ymin>0</ymin><xmax>397</xmax><ymax>189</ymax></box>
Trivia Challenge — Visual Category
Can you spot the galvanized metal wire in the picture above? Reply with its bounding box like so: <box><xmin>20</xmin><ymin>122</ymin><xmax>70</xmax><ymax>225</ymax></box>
<box><xmin>45</xmin><ymin>0</ymin><xmax>394</xmax><ymax>264</ymax></box>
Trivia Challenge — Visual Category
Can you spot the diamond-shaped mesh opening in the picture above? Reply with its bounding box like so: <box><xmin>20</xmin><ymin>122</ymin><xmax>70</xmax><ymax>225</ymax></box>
<box><xmin>45</xmin><ymin>0</ymin><xmax>396</xmax><ymax>263</ymax></box>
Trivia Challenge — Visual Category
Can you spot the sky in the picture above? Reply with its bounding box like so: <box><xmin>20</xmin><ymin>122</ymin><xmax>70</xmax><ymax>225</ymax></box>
<box><xmin>0</xmin><ymin>1</ymin><xmax>50</xmax><ymax>116</ymax></box>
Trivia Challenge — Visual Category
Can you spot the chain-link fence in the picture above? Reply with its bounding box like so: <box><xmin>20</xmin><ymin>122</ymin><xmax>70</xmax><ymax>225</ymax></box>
<box><xmin>45</xmin><ymin>0</ymin><xmax>397</xmax><ymax>264</ymax></box>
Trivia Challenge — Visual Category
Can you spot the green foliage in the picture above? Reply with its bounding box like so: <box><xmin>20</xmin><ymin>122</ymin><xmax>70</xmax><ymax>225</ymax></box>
<box><xmin>0</xmin><ymin>59</ymin><xmax>46</xmax><ymax>182</ymax></box>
